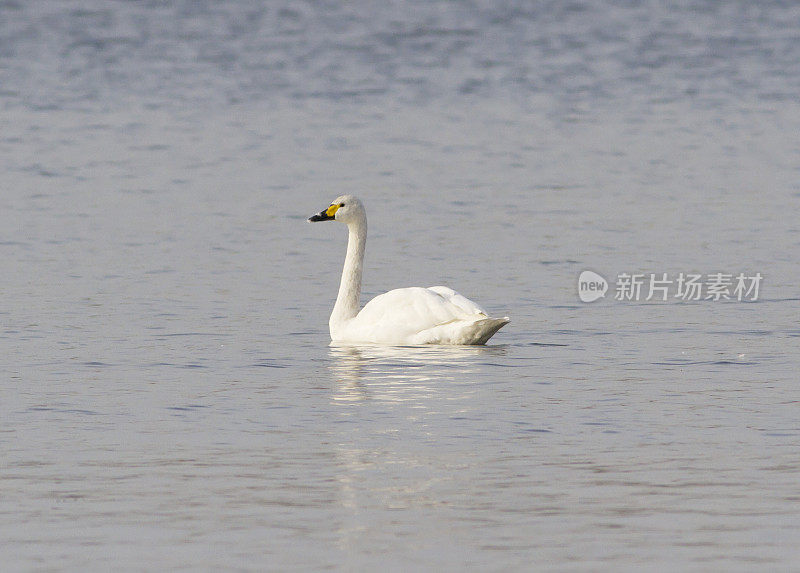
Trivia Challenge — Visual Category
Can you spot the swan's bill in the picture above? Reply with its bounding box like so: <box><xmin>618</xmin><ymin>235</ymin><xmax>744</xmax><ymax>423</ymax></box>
<box><xmin>308</xmin><ymin>202</ymin><xmax>342</xmax><ymax>222</ymax></box>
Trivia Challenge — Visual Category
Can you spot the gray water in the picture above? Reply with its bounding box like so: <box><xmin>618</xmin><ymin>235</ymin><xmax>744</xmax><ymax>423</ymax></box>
<box><xmin>2</xmin><ymin>1</ymin><xmax>800</xmax><ymax>571</ymax></box>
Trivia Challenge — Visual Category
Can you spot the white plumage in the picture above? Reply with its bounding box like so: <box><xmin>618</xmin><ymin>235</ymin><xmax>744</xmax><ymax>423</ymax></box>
<box><xmin>308</xmin><ymin>195</ymin><xmax>509</xmax><ymax>345</ymax></box>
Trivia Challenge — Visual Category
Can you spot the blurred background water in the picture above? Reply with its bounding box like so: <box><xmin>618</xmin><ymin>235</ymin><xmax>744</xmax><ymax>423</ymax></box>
<box><xmin>2</xmin><ymin>1</ymin><xmax>799</xmax><ymax>570</ymax></box>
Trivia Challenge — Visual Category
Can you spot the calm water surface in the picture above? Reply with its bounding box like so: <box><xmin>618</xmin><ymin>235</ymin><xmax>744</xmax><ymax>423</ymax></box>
<box><xmin>2</xmin><ymin>1</ymin><xmax>800</xmax><ymax>570</ymax></box>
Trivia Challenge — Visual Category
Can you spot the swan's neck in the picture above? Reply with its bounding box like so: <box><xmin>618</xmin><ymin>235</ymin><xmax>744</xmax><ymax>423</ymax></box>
<box><xmin>330</xmin><ymin>216</ymin><xmax>367</xmax><ymax>335</ymax></box>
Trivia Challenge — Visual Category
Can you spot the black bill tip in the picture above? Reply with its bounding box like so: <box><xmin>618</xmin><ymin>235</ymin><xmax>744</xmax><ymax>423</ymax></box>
<box><xmin>308</xmin><ymin>210</ymin><xmax>333</xmax><ymax>222</ymax></box>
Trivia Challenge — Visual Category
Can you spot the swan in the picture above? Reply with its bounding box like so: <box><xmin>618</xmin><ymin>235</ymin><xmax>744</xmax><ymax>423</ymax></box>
<box><xmin>308</xmin><ymin>195</ymin><xmax>510</xmax><ymax>345</ymax></box>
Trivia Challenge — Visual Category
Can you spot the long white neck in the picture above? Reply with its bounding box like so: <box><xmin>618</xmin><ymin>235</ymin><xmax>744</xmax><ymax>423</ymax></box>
<box><xmin>330</xmin><ymin>214</ymin><xmax>367</xmax><ymax>337</ymax></box>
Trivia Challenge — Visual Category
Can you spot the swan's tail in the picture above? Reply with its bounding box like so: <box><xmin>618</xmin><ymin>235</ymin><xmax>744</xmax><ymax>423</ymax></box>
<box><xmin>410</xmin><ymin>315</ymin><xmax>510</xmax><ymax>345</ymax></box>
<box><xmin>466</xmin><ymin>316</ymin><xmax>510</xmax><ymax>345</ymax></box>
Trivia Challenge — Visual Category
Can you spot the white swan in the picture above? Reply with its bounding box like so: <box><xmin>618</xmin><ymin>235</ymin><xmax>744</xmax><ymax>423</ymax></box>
<box><xmin>308</xmin><ymin>195</ymin><xmax>509</xmax><ymax>345</ymax></box>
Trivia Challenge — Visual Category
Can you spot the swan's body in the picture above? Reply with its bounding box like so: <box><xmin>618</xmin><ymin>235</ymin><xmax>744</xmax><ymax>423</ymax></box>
<box><xmin>308</xmin><ymin>195</ymin><xmax>509</xmax><ymax>345</ymax></box>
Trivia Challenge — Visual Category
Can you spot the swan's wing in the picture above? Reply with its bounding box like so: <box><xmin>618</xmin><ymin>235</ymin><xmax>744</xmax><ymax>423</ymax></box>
<box><xmin>426</xmin><ymin>285</ymin><xmax>488</xmax><ymax>316</ymax></box>
<box><xmin>346</xmin><ymin>286</ymin><xmax>494</xmax><ymax>344</ymax></box>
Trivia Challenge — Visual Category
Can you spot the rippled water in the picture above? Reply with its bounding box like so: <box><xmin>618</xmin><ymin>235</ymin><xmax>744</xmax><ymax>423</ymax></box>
<box><xmin>2</xmin><ymin>1</ymin><xmax>800</xmax><ymax>570</ymax></box>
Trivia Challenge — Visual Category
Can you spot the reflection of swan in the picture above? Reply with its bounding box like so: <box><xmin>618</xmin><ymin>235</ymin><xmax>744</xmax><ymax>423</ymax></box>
<box><xmin>328</xmin><ymin>343</ymin><xmax>506</xmax><ymax>403</ymax></box>
<box><xmin>308</xmin><ymin>195</ymin><xmax>510</xmax><ymax>345</ymax></box>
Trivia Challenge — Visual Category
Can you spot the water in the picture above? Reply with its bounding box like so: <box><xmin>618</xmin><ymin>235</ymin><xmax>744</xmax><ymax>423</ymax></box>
<box><xmin>2</xmin><ymin>1</ymin><xmax>800</xmax><ymax>570</ymax></box>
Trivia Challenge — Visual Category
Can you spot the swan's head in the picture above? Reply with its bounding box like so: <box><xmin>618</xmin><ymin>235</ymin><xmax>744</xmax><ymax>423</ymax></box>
<box><xmin>308</xmin><ymin>195</ymin><xmax>365</xmax><ymax>225</ymax></box>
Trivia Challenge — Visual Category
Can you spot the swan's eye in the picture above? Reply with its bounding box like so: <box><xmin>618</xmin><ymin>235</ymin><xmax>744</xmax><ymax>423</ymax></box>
<box><xmin>339</xmin><ymin>202</ymin><xmax>345</xmax><ymax>207</ymax></box>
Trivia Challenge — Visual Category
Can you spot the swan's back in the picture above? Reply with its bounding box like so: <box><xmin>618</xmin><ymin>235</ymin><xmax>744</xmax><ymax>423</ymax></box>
<box><xmin>334</xmin><ymin>286</ymin><xmax>510</xmax><ymax>345</ymax></box>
